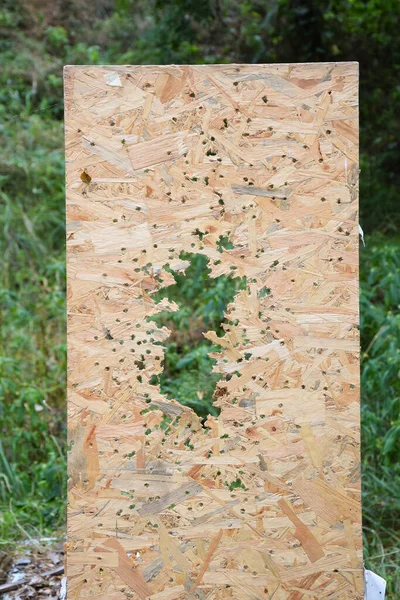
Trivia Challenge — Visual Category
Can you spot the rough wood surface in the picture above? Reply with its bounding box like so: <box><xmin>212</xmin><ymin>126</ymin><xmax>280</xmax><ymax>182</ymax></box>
<box><xmin>65</xmin><ymin>63</ymin><xmax>362</xmax><ymax>599</ymax></box>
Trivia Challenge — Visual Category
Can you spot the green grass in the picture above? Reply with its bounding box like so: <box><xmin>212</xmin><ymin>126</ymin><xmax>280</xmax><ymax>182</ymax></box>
<box><xmin>360</xmin><ymin>239</ymin><xmax>400</xmax><ymax>593</ymax></box>
<box><xmin>0</xmin><ymin>33</ymin><xmax>67</xmax><ymax>542</ymax></box>
<box><xmin>0</xmin><ymin>113</ymin><xmax>67</xmax><ymax>543</ymax></box>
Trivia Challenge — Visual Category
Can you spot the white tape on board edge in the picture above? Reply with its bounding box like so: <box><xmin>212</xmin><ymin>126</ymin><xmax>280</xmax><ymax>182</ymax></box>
<box><xmin>104</xmin><ymin>71</ymin><xmax>122</xmax><ymax>87</ymax></box>
<box><xmin>359</xmin><ymin>223</ymin><xmax>365</xmax><ymax>247</ymax></box>
<box><xmin>364</xmin><ymin>569</ymin><xmax>386</xmax><ymax>599</ymax></box>
<box><xmin>60</xmin><ymin>576</ymin><xmax>67</xmax><ymax>600</ymax></box>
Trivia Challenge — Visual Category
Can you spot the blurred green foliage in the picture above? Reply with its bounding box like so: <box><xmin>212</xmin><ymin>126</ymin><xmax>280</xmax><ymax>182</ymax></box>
<box><xmin>151</xmin><ymin>253</ymin><xmax>246</xmax><ymax>417</ymax></box>
<box><xmin>0</xmin><ymin>0</ymin><xmax>398</xmax><ymax>592</ymax></box>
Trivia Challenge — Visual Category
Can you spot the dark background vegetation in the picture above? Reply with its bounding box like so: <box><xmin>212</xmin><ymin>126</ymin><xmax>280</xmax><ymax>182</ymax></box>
<box><xmin>0</xmin><ymin>0</ymin><xmax>399</xmax><ymax>593</ymax></box>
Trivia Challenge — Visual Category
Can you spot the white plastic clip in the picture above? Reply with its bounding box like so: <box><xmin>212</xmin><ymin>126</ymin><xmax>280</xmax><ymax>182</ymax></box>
<box><xmin>364</xmin><ymin>569</ymin><xmax>386</xmax><ymax>599</ymax></box>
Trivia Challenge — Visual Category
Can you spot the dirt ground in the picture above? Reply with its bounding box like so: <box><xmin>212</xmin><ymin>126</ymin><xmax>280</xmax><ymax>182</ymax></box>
<box><xmin>0</xmin><ymin>539</ymin><xmax>64</xmax><ymax>599</ymax></box>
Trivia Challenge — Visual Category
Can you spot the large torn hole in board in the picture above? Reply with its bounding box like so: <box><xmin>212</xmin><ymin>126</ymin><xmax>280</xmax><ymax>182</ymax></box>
<box><xmin>149</xmin><ymin>251</ymin><xmax>247</xmax><ymax>418</ymax></box>
<box><xmin>65</xmin><ymin>63</ymin><xmax>362</xmax><ymax>599</ymax></box>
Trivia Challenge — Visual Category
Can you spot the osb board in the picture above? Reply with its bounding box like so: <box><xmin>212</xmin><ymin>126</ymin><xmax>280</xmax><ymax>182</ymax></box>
<box><xmin>65</xmin><ymin>63</ymin><xmax>362</xmax><ymax>599</ymax></box>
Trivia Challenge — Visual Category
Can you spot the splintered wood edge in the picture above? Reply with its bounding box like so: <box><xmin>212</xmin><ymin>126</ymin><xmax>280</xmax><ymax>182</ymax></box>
<box><xmin>65</xmin><ymin>63</ymin><xmax>362</xmax><ymax>599</ymax></box>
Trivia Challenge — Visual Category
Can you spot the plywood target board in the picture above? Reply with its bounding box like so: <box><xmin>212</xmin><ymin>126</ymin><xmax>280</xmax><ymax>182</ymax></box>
<box><xmin>65</xmin><ymin>63</ymin><xmax>362</xmax><ymax>599</ymax></box>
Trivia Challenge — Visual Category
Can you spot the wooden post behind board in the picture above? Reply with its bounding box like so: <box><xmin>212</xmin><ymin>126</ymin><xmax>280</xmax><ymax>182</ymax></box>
<box><xmin>65</xmin><ymin>63</ymin><xmax>362</xmax><ymax>599</ymax></box>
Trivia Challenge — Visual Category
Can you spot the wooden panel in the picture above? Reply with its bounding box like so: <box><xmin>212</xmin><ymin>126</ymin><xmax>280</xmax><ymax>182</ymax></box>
<box><xmin>65</xmin><ymin>63</ymin><xmax>362</xmax><ymax>599</ymax></box>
